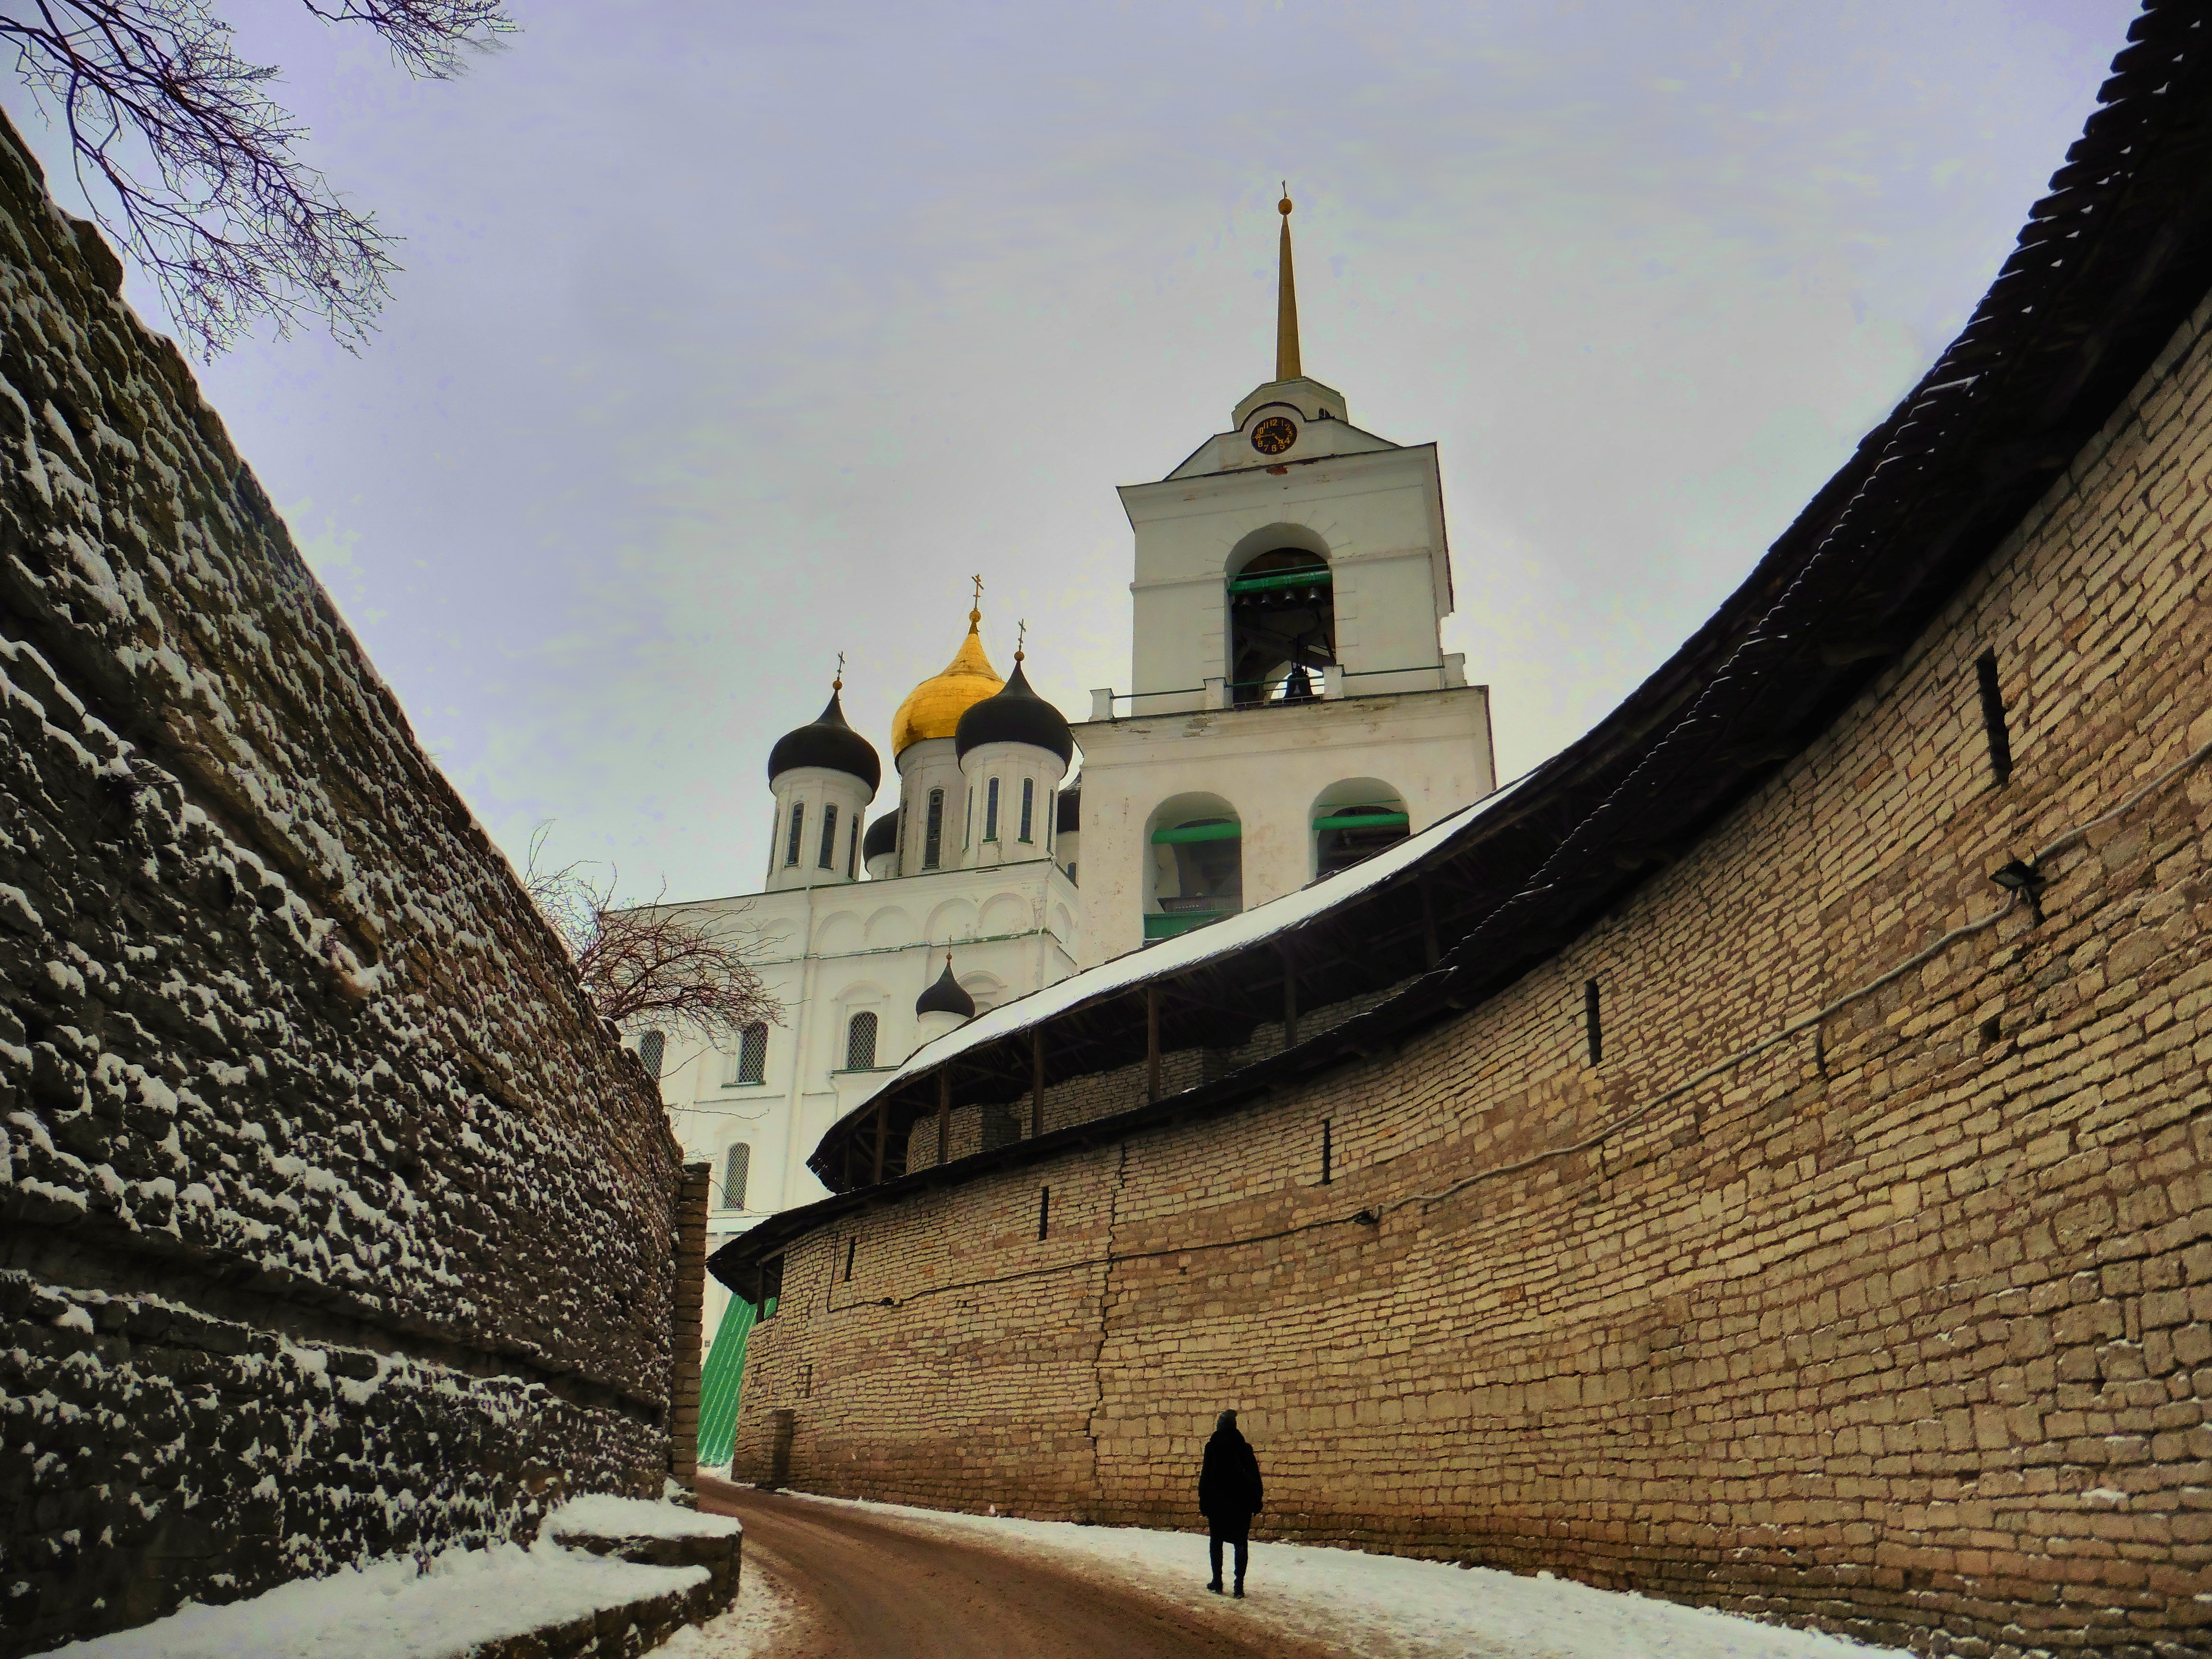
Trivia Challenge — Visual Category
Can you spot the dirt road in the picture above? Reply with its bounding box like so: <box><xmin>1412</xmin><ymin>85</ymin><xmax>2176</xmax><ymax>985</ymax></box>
<box><xmin>695</xmin><ymin>1478</ymin><xmax>1344</xmax><ymax>1659</ymax></box>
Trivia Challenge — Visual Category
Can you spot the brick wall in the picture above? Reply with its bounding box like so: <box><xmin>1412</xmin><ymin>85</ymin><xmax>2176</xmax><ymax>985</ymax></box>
<box><xmin>732</xmin><ymin>287</ymin><xmax>2212</xmax><ymax>1656</ymax></box>
<box><xmin>0</xmin><ymin>117</ymin><xmax>682</xmax><ymax>1655</ymax></box>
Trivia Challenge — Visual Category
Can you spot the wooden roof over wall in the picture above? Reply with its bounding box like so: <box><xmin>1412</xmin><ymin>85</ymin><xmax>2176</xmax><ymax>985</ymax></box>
<box><xmin>714</xmin><ymin>0</ymin><xmax>2212</xmax><ymax>1289</ymax></box>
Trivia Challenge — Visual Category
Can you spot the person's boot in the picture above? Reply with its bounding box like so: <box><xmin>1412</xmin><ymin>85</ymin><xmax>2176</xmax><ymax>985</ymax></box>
<box><xmin>1207</xmin><ymin>1578</ymin><xmax>1223</xmax><ymax>1594</ymax></box>
<box><xmin>1233</xmin><ymin>1580</ymin><xmax>1245</xmax><ymax>1599</ymax></box>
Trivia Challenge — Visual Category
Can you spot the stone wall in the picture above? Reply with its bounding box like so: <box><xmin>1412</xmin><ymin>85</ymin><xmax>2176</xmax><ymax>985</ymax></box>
<box><xmin>731</xmin><ymin>288</ymin><xmax>2212</xmax><ymax>1656</ymax></box>
<box><xmin>0</xmin><ymin>117</ymin><xmax>682</xmax><ymax>1655</ymax></box>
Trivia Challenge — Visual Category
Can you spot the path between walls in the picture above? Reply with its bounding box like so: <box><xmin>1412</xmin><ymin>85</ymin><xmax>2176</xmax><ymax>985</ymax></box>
<box><xmin>693</xmin><ymin>1479</ymin><xmax>1914</xmax><ymax>1659</ymax></box>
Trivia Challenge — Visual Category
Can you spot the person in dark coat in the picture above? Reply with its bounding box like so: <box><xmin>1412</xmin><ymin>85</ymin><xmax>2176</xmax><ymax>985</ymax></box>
<box><xmin>1198</xmin><ymin>1408</ymin><xmax>1263</xmax><ymax>1597</ymax></box>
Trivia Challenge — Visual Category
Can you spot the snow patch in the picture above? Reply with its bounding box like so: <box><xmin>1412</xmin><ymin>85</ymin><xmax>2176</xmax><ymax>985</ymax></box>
<box><xmin>29</xmin><ymin>1539</ymin><xmax>705</xmax><ymax>1659</ymax></box>
<box><xmin>545</xmin><ymin>1494</ymin><xmax>740</xmax><ymax>1541</ymax></box>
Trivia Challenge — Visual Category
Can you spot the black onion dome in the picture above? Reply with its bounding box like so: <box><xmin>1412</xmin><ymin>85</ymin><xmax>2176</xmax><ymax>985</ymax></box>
<box><xmin>863</xmin><ymin>809</ymin><xmax>900</xmax><ymax>860</ymax></box>
<box><xmin>914</xmin><ymin>958</ymin><xmax>975</xmax><ymax>1020</ymax></box>
<box><xmin>766</xmin><ymin>690</ymin><xmax>881</xmax><ymax>793</ymax></box>
<box><xmin>1056</xmin><ymin>781</ymin><xmax>1081</xmax><ymax>833</ymax></box>
<box><xmin>954</xmin><ymin>662</ymin><xmax>1074</xmax><ymax>765</ymax></box>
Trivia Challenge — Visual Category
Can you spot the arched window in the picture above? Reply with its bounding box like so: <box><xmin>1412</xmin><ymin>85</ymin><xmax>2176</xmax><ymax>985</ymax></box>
<box><xmin>1228</xmin><ymin>547</ymin><xmax>1334</xmax><ymax>707</ymax></box>
<box><xmin>847</xmin><ymin>817</ymin><xmax>860</xmax><ymax>878</ymax></box>
<box><xmin>924</xmin><ymin>790</ymin><xmax>945</xmax><ymax>868</ymax></box>
<box><xmin>845</xmin><ymin>1010</ymin><xmax>879</xmax><ymax>1070</ymax></box>
<box><xmin>985</xmin><ymin>777</ymin><xmax>1000</xmax><ymax>841</ymax></box>
<box><xmin>1019</xmin><ymin>778</ymin><xmax>1035</xmax><ymax>843</ymax></box>
<box><xmin>722</xmin><ymin>1142</ymin><xmax>751</xmax><ymax>1211</ymax></box>
<box><xmin>783</xmin><ymin>802</ymin><xmax>805</xmax><ymax>866</ymax></box>
<box><xmin>637</xmin><ymin>1030</ymin><xmax>666</xmax><ymax>1076</ymax></box>
<box><xmin>730</xmin><ymin>1021</ymin><xmax>768</xmax><ymax>1085</ymax></box>
<box><xmin>1145</xmin><ymin>793</ymin><xmax>1242</xmax><ymax>942</ymax></box>
<box><xmin>818</xmin><ymin>803</ymin><xmax>839</xmax><ymax>869</ymax></box>
<box><xmin>1312</xmin><ymin>779</ymin><xmax>1410</xmax><ymax>878</ymax></box>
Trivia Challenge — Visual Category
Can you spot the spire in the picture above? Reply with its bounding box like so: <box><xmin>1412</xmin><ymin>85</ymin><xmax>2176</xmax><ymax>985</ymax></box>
<box><xmin>1275</xmin><ymin>187</ymin><xmax>1301</xmax><ymax>383</ymax></box>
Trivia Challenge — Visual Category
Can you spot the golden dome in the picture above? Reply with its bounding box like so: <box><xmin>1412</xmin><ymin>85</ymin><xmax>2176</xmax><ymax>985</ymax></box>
<box><xmin>892</xmin><ymin>610</ymin><xmax>1003</xmax><ymax>755</ymax></box>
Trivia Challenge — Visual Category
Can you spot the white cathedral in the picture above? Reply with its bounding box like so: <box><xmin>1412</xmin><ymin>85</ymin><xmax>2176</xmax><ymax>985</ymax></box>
<box><xmin>644</xmin><ymin>197</ymin><xmax>1497</xmax><ymax>1347</ymax></box>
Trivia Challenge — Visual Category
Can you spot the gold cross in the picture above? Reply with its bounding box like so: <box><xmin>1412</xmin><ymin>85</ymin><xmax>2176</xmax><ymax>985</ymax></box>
<box><xmin>1016</xmin><ymin>618</ymin><xmax>1028</xmax><ymax>659</ymax></box>
<box><xmin>971</xmin><ymin>573</ymin><xmax>985</xmax><ymax>607</ymax></box>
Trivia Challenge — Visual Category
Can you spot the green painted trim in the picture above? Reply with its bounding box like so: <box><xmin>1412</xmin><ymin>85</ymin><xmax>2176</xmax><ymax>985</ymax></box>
<box><xmin>697</xmin><ymin>1291</ymin><xmax>771</xmax><ymax>1466</ymax></box>
<box><xmin>1314</xmin><ymin>811</ymin><xmax>1410</xmax><ymax>830</ymax></box>
<box><xmin>1226</xmin><ymin>568</ymin><xmax>1333</xmax><ymax>595</ymax></box>
<box><xmin>1151</xmin><ymin>822</ymin><xmax>1242</xmax><ymax>845</ymax></box>
<box><xmin>1144</xmin><ymin>909</ymin><xmax>1236</xmax><ymax>939</ymax></box>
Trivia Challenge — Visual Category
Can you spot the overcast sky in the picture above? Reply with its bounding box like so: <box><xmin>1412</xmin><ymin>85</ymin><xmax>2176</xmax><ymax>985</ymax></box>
<box><xmin>5</xmin><ymin>0</ymin><xmax>2139</xmax><ymax>902</ymax></box>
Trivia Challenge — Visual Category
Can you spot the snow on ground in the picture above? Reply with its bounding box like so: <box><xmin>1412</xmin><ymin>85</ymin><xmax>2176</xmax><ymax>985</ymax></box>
<box><xmin>654</xmin><ymin>1565</ymin><xmax>801</xmax><ymax>1659</ymax></box>
<box><xmin>32</xmin><ymin>1500</ymin><xmax>725</xmax><ymax>1659</ymax></box>
<box><xmin>784</xmin><ymin>1492</ymin><xmax>1911</xmax><ymax>1659</ymax></box>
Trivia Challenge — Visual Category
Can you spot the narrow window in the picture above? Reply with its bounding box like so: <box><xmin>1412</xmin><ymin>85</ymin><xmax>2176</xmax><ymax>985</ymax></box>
<box><xmin>722</xmin><ymin>1142</ymin><xmax>751</xmax><ymax>1210</ymax></box>
<box><xmin>818</xmin><ymin>802</ymin><xmax>839</xmax><ymax>869</ymax></box>
<box><xmin>757</xmin><ymin>1256</ymin><xmax>783</xmax><ymax>1319</ymax></box>
<box><xmin>783</xmin><ymin>801</ymin><xmax>805</xmax><ymax>867</ymax></box>
<box><xmin>843</xmin><ymin>1238</ymin><xmax>856</xmax><ymax>1281</ymax></box>
<box><xmin>924</xmin><ymin>790</ymin><xmax>944</xmax><ymax>868</ymax></box>
<box><xmin>1321</xmin><ymin>1119</ymin><xmax>1333</xmax><ymax>1186</ymax></box>
<box><xmin>1975</xmin><ymin>649</ymin><xmax>2013</xmax><ymax>786</ymax></box>
<box><xmin>1584</xmin><ymin>979</ymin><xmax>1603</xmax><ymax>1066</ymax></box>
<box><xmin>1020</xmin><ymin>778</ymin><xmax>1035</xmax><ymax>843</ymax></box>
<box><xmin>965</xmin><ymin>790</ymin><xmax>973</xmax><ymax>850</ymax></box>
<box><xmin>1037</xmin><ymin>1186</ymin><xmax>1051</xmax><ymax>1240</ymax></box>
<box><xmin>985</xmin><ymin>777</ymin><xmax>1000</xmax><ymax>841</ymax></box>
<box><xmin>847</xmin><ymin>817</ymin><xmax>860</xmax><ymax>878</ymax></box>
<box><xmin>637</xmin><ymin>1030</ymin><xmax>665</xmax><ymax>1077</ymax></box>
<box><xmin>733</xmin><ymin>1021</ymin><xmax>768</xmax><ymax>1085</ymax></box>
<box><xmin>845</xmin><ymin>1010</ymin><xmax>878</xmax><ymax>1070</ymax></box>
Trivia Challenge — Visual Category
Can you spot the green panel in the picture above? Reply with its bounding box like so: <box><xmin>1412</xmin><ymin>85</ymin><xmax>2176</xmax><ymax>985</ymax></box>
<box><xmin>1226</xmin><ymin>568</ymin><xmax>1334</xmax><ymax>595</ymax></box>
<box><xmin>1151</xmin><ymin>821</ymin><xmax>1243</xmax><ymax>844</ymax></box>
<box><xmin>1314</xmin><ymin>811</ymin><xmax>1410</xmax><ymax>830</ymax></box>
<box><xmin>697</xmin><ymin>1291</ymin><xmax>773</xmax><ymax>1467</ymax></box>
<box><xmin>1144</xmin><ymin>909</ymin><xmax>1234</xmax><ymax>940</ymax></box>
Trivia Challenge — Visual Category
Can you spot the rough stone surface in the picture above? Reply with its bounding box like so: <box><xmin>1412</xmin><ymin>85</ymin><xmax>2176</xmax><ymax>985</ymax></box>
<box><xmin>733</xmin><ymin>289</ymin><xmax>2212</xmax><ymax>1657</ymax></box>
<box><xmin>0</xmin><ymin>114</ymin><xmax>682</xmax><ymax>1655</ymax></box>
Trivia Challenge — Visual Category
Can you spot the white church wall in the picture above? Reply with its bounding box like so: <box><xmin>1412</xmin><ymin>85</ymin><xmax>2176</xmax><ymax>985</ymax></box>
<box><xmin>1119</xmin><ymin>445</ymin><xmax>1450</xmax><ymax>704</ymax></box>
<box><xmin>1069</xmin><ymin>685</ymin><xmax>1493</xmax><ymax>968</ymax></box>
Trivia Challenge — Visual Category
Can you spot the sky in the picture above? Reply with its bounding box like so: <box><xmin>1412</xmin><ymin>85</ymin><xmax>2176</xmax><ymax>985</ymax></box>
<box><xmin>3</xmin><ymin>0</ymin><xmax>2142</xmax><ymax>903</ymax></box>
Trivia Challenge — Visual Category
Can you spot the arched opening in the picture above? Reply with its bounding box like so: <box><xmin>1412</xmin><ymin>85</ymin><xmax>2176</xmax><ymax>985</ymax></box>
<box><xmin>727</xmin><ymin>1021</ymin><xmax>768</xmax><ymax>1086</ymax></box>
<box><xmin>721</xmin><ymin>1142</ymin><xmax>751</xmax><ymax>1211</ymax></box>
<box><xmin>1145</xmin><ymin>792</ymin><xmax>1242</xmax><ymax>942</ymax></box>
<box><xmin>844</xmin><ymin>1010</ymin><xmax>879</xmax><ymax>1070</ymax></box>
<box><xmin>1228</xmin><ymin>543</ymin><xmax>1334</xmax><ymax>708</ymax></box>
<box><xmin>1312</xmin><ymin>778</ymin><xmax>1410</xmax><ymax>879</ymax></box>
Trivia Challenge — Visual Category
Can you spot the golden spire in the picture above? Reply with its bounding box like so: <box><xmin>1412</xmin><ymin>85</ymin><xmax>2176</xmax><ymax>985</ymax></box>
<box><xmin>1275</xmin><ymin>185</ymin><xmax>1301</xmax><ymax>383</ymax></box>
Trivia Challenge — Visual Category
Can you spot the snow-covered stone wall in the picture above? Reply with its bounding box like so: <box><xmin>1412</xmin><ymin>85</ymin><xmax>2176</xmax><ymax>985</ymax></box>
<box><xmin>0</xmin><ymin>114</ymin><xmax>682</xmax><ymax>1656</ymax></box>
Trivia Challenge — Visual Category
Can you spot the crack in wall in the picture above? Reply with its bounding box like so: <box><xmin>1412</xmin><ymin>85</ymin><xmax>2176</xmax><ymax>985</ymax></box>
<box><xmin>1081</xmin><ymin>1139</ymin><xmax>1128</xmax><ymax>1521</ymax></box>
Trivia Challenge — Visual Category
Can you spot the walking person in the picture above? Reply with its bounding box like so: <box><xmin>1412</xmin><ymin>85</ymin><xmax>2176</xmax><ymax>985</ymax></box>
<box><xmin>1198</xmin><ymin>1408</ymin><xmax>1263</xmax><ymax>1598</ymax></box>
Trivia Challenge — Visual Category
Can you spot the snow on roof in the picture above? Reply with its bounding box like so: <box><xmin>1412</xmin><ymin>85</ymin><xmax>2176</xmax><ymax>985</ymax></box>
<box><xmin>858</xmin><ymin>772</ymin><xmax>1533</xmax><ymax>1107</ymax></box>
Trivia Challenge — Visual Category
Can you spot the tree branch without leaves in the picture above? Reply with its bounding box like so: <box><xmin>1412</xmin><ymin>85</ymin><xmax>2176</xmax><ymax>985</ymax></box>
<box><xmin>527</xmin><ymin>828</ymin><xmax>783</xmax><ymax>1048</ymax></box>
<box><xmin>0</xmin><ymin>0</ymin><xmax>513</xmax><ymax>358</ymax></box>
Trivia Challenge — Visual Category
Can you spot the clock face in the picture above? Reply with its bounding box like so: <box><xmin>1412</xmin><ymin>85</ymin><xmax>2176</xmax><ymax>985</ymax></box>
<box><xmin>1250</xmin><ymin>415</ymin><xmax>1298</xmax><ymax>456</ymax></box>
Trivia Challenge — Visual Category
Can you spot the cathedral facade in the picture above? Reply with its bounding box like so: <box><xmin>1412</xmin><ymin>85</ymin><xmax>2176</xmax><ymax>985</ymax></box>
<box><xmin>645</xmin><ymin>197</ymin><xmax>1496</xmax><ymax>1396</ymax></box>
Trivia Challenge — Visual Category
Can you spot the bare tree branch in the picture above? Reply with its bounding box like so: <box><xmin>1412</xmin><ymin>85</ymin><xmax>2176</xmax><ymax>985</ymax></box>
<box><xmin>525</xmin><ymin>825</ymin><xmax>784</xmax><ymax>1049</ymax></box>
<box><xmin>0</xmin><ymin>0</ymin><xmax>513</xmax><ymax>358</ymax></box>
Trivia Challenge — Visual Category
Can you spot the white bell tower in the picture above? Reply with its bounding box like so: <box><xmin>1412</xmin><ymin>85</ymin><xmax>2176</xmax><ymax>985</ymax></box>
<box><xmin>1071</xmin><ymin>193</ymin><xmax>1496</xmax><ymax>968</ymax></box>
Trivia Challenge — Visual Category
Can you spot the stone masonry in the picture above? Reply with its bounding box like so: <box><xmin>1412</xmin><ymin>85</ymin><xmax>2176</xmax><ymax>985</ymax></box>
<box><xmin>0</xmin><ymin>115</ymin><xmax>684</xmax><ymax>1655</ymax></box>
<box><xmin>732</xmin><ymin>281</ymin><xmax>2212</xmax><ymax>1657</ymax></box>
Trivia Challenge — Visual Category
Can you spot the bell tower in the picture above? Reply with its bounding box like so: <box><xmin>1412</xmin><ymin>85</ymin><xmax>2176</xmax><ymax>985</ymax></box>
<box><xmin>1071</xmin><ymin>193</ymin><xmax>1495</xmax><ymax>968</ymax></box>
